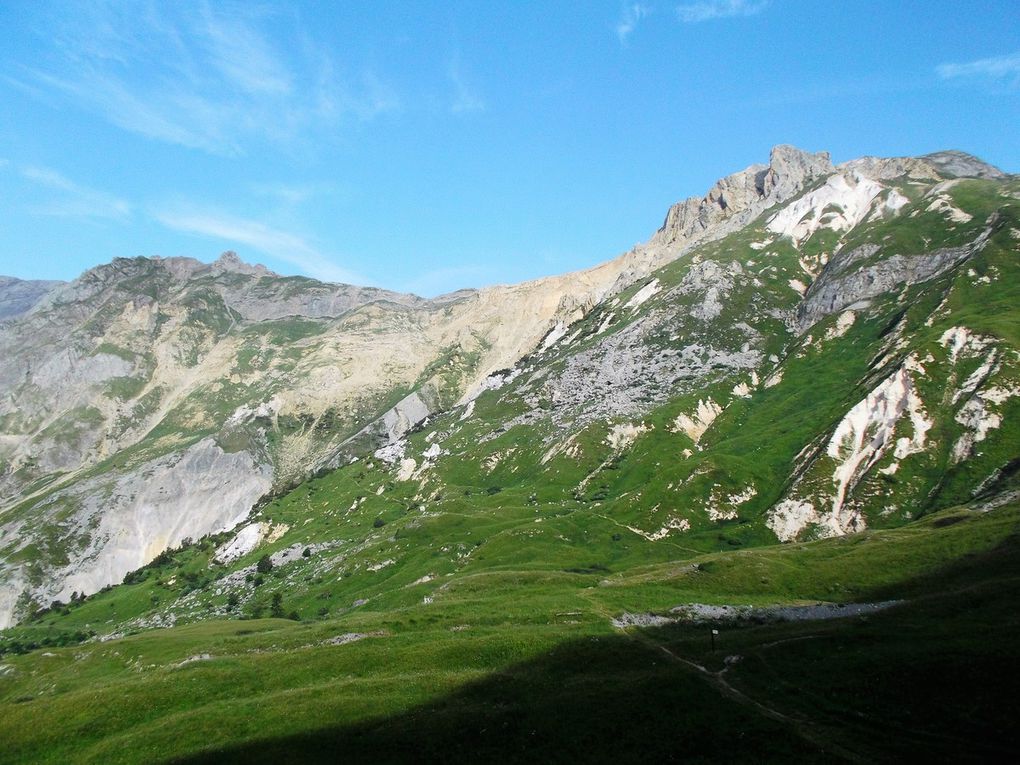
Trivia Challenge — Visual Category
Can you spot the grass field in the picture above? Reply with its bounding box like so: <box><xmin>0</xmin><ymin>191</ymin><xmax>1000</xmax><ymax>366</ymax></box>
<box><xmin>2</xmin><ymin>500</ymin><xmax>1017</xmax><ymax>763</ymax></box>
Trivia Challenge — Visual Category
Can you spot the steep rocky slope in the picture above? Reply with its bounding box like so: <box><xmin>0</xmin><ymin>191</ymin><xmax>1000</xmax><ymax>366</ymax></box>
<box><xmin>0</xmin><ymin>146</ymin><xmax>1017</xmax><ymax>630</ymax></box>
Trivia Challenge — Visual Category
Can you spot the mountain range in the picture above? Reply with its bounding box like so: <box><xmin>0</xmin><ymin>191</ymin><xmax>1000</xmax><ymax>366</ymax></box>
<box><xmin>1</xmin><ymin>145</ymin><xmax>1018</xmax><ymax>763</ymax></box>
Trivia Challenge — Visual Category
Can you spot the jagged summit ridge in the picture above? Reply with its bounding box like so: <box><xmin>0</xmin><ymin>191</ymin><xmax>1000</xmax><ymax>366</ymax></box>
<box><xmin>651</xmin><ymin>145</ymin><xmax>834</xmax><ymax>249</ymax></box>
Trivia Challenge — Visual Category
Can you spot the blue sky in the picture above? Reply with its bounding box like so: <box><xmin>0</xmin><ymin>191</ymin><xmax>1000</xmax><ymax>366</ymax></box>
<box><xmin>0</xmin><ymin>0</ymin><xmax>1017</xmax><ymax>295</ymax></box>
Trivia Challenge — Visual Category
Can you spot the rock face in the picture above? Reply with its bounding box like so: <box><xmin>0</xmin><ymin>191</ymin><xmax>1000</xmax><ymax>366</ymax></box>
<box><xmin>0</xmin><ymin>144</ymin><xmax>1016</xmax><ymax>629</ymax></box>
<box><xmin>652</xmin><ymin>145</ymin><xmax>834</xmax><ymax>250</ymax></box>
<box><xmin>0</xmin><ymin>276</ymin><xmax>64</xmax><ymax>321</ymax></box>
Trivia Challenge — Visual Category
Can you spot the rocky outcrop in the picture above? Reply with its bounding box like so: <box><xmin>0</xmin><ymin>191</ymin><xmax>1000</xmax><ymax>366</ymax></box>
<box><xmin>796</xmin><ymin>237</ymin><xmax>982</xmax><ymax>333</ymax></box>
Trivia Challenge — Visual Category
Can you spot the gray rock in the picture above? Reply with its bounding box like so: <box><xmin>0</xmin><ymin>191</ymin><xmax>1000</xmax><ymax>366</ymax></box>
<box><xmin>0</xmin><ymin>276</ymin><xmax>64</xmax><ymax>321</ymax></box>
<box><xmin>921</xmin><ymin>150</ymin><xmax>1007</xmax><ymax>180</ymax></box>
<box><xmin>797</xmin><ymin>240</ymin><xmax>978</xmax><ymax>332</ymax></box>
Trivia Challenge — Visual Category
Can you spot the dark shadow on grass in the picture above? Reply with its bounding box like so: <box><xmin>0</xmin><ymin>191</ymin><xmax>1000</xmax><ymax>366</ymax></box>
<box><xmin>170</xmin><ymin>631</ymin><xmax>827</xmax><ymax>765</ymax></box>
<box><xmin>173</xmin><ymin>532</ymin><xmax>1020</xmax><ymax>764</ymax></box>
<box><xmin>651</xmin><ymin>533</ymin><xmax>1020</xmax><ymax>763</ymax></box>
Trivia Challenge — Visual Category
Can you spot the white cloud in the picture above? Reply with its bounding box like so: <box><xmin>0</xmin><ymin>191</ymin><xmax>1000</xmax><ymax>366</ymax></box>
<box><xmin>15</xmin><ymin>3</ymin><xmax>398</xmax><ymax>156</ymax></box>
<box><xmin>155</xmin><ymin>208</ymin><xmax>367</xmax><ymax>285</ymax></box>
<box><xmin>448</xmin><ymin>55</ymin><xmax>485</xmax><ymax>114</ymax></box>
<box><xmin>676</xmin><ymin>0</ymin><xmax>767</xmax><ymax>23</ymax></box>
<box><xmin>617</xmin><ymin>4</ymin><xmax>651</xmax><ymax>45</ymax></box>
<box><xmin>20</xmin><ymin>165</ymin><xmax>131</xmax><ymax>220</ymax></box>
<box><xmin>937</xmin><ymin>52</ymin><xmax>1020</xmax><ymax>84</ymax></box>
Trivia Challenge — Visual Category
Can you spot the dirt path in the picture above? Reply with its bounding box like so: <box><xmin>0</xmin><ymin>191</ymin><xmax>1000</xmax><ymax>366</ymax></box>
<box><xmin>573</xmin><ymin>589</ymin><xmax>863</xmax><ymax>759</ymax></box>
<box><xmin>629</xmin><ymin>630</ymin><xmax>867</xmax><ymax>762</ymax></box>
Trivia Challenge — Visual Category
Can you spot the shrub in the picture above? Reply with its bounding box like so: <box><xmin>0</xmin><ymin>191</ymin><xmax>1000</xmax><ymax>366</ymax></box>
<box><xmin>270</xmin><ymin>592</ymin><xmax>285</xmax><ymax>618</ymax></box>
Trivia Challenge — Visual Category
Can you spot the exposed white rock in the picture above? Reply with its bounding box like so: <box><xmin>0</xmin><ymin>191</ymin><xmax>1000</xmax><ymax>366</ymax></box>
<box><xmin>595</xmin><ymin>312</ymin><xmax>616</xmax><ymax>335</ymax></box>
<box><xmin>606</xmin><ymin>422</ymin><xmax>650</xmax><ymax>450</ymax></box>
<box><xmin>954</xmin><ymin>352</ymin><xmax>1000</xmax><ymax>404</ymax></box>
<box><xmin>540</xmin><ymin>433</ymin><xmax>582</xmax><ymax>465</ymax></box>
<box><xmin>480</xmin><ymin>367</ymin><xmax>522</xmax><ymax>392</ymax></box>
<box><xmin>626</xmin><ymin>517</ymin><xmax>691</xmax><ymax>541</ymax></box>
<box><xmin>926</xmin><ymin>195</ymin><xmax>973</xmax><ymax>223</ymax></box>
<box><xmin>731</xmin><ymin>382</ymin><xmax>752</xmax><ymax>398</ymax></box>
<box><xmin>374</xmin><ymin>440</ymin><xmax>406</xmax><ymax>465</ymax></box>
<box><xmin>826</xmin><ymin>364</ymin><xmax>927</xmax><ymax>516</ymax></box>
<box><xmin>789</xmin><ymin>278</ymin><xmax>808</xmax><ymax>295</ymax></box>
<box><xmin>671</xmin><ymin>399</ymin><xmax>722</xmax><ymax>444</ymax></box>
<box><xmin>766</xmin><ymin>498</ymin><xmax>864</xmax><ymax>542</ymax></box>
<box><xmin>940</xmin><ymin>326</ymin><xmax>992</xmax><ymax>364</ymax></box>
<box><xmin>214</xmin><ymin>522</ymin><xmax>271</xmax><ymax>564</ymax></box>
<box><xmin>767</xmin><ymin>360</ymin><xmax>934</xmax><ymax>543</ymax></box>
<box><xmin>766</xmin><ymin>170</ymin><xmax>887</xmax><ymax>246</ymax></box>
<box><xmin>226</xmin><ymin>396</ymin><xmax>283</xmax><ymax>426</ymax></box>
<box><xmin>707</xmin><ymin>486</ymin><xmax>756</xmax><ymax>521</ymax></box>
<box><xmin>381</xmin><ymin>391</ymin><xmax>432</xmax><ymax>442</ymax></box>
<box><xmin>539</xmin><ymin>322</ymin><xmax>568</xmax><ymax>351</ymax></box>
<box><xmin>824</xmin><ymin>311</ymin><xmax>856</xmax><ymax>341</ymax></box>
<box><xmin>396</xmin><ymin>458</ymin><xmax>417</xmax><ymax>482</ymax></box>
<box><xmin>624</xmin><ymin>279</ymin><xmax>661</xmax><ymax>310</ymax></box>
<box><xmin>881</xmin><ymin>188</ymin><xmax>910</xmax><ymax>215</ymax></box>
<box><xmin>951</xmin><ymin>383</ymin><xmax>1019</xmax><ymax>464</ymax></box>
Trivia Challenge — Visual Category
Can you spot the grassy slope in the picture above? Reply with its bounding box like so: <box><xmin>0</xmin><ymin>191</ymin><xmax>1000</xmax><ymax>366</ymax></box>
<box><xmin>1</xmin><ymin>500</ymin><xmax>1018</xmax><ymax>763</ymax></box>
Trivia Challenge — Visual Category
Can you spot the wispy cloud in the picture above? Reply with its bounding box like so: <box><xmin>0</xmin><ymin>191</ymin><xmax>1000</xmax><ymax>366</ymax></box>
<box><xmin>154</xmin><ymin>207</ymin><xmax>367</xmax><ymax>285</ymax></box>
<box><xmin>676</xmin><ymin>0</ymin><xmax>767</xmax><ymax>23</ymax></box>
<box><xmin>248</xmin><ymin>182</ymin><xmax>338</xmax><ymax>207</ymax></box>
<box><xmin>20</xmin><ymin>165</ymin><xmax>131</xmax><ymax>220</ymax></box>
<box><xmin>448</xmin><ymin>55</ymin><xmax>485</xmax><ymax>114</ymax></box>
<box><xmin>617</xmin><ymin>4</ymin><xmax>651</xmax><ymax>45</ymax></box>
<box><xmin>398</xmin><ymin>264</ymin><xmax>496</xmax><ymax>297</ymax></box>
<box><xmin>937</xmin><ymin>52</ymin><xmax>1020</xmax><ymax>85</ymax></box>
<box><xmin>12</xmin><ymin>3</ymin><xmax>398</xmax><ymax>156</ymax></box>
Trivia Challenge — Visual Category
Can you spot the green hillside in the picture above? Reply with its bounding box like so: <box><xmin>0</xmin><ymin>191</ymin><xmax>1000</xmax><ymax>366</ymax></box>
<box><xmin>2</xmin><ymin>151</ymin><xmax>1019</xmax><ymax>762</ymax></box>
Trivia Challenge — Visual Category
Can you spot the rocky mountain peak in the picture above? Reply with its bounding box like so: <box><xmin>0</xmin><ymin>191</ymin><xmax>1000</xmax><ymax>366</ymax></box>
<box><xmin>761</xmin><ymin>144</ymin><xmax>834</xmax><ymax>198</ymax></box>
<box><xmin>212</xmin><ymin>251</ymin><xmax>272</xmax><ymax>277</ymax></box>
<box><xmin>920</xmin><ymin>150</ymin><xmax>1007</xmax><ymax>180</ymax></box>
<box><xmin>651</xmin><ymin>144</ymin><xmax>833</xmax><ymax>250</ymax></box>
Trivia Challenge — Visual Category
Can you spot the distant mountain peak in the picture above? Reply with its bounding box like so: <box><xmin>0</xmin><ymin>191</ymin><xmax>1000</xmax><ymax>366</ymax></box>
<box><xmin>211</xmin><ymin>251</ymin><xmax>272</xmax><ymax>277</ymax></box>
<box><xmin>920</xmin><ymin>150</ymin><xmax>1007</xmax><ymax>180</ymax></box>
